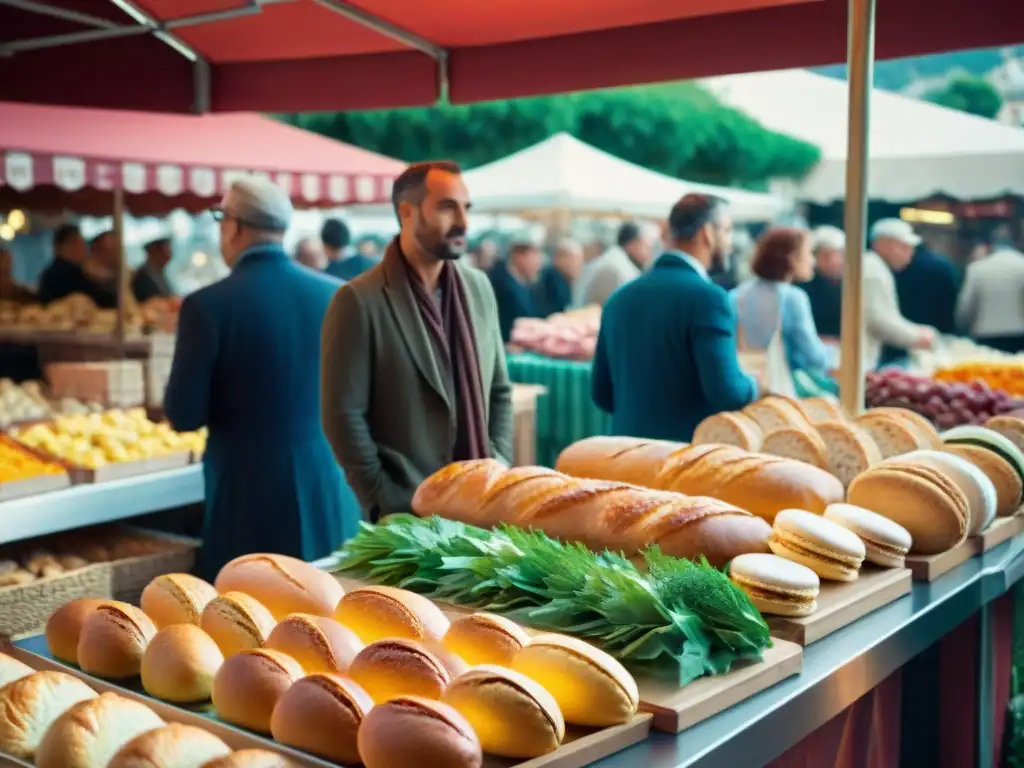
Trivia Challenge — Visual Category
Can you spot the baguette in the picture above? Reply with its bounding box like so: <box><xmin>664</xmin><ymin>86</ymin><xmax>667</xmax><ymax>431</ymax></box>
<box><xmin>411</xmin><ymin>461</ymin><xmax>771</xmax><ymax>567</ymax></box>
<box><xmin>556</xmin><ymin>437</ymin><xmax>844</xmax><ymax>524</ymax></box>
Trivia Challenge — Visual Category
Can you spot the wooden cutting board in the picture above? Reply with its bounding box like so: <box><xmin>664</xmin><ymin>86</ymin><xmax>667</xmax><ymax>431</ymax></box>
<box><xmin>906</xmin><ymin>538</ymin><xmax>981</xmax><ymax>581</ymax></box>
<box><xmin>971</xmin><ymin>514</ymin><xmax>1024</xmax><ymax>553</ymax></box>
<box><xmin>766</xmin><ymin>566</ymin><xmax>912</xmax><ymax>646</ymax></box>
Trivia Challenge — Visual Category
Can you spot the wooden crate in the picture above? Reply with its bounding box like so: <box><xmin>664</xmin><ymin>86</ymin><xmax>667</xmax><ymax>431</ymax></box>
<box><xmin>45</xmin><ymin>360</ymin><xmax>145</xmax><ymax>408</ymax></box>
<box><xmin>512</xmin><ymin>384</ymin><xmax>546</xmax><ymax>466</ymax></box>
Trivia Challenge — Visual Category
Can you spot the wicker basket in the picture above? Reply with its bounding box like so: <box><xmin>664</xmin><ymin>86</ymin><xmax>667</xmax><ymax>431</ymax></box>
<box><xmin>0</xmin><ymin>563</ymin><xmax>113</xmax><ymax>639</ymax></box>
<box><xmin>110</xmin><ymin>528</ymin><xmax>200</xmax><ymax>605</ymax></box>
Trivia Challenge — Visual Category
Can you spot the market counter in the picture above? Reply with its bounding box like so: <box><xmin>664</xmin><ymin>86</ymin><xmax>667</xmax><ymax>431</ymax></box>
<box><xmin>588</xmin><ymin>535</ymin><xmax>1024</xmax><ymax>768</ymax></box>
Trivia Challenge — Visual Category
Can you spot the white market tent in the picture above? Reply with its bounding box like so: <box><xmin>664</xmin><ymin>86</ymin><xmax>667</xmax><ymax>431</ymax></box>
<box><xmin>703</xmin><ymin>68</ymin><xmax>1024</xmax><ymax>204</ymax></box>
<box><xmin>461</xmin><ymin>132</ymin><xmax>787</xmax><ymax>222</ymax></box>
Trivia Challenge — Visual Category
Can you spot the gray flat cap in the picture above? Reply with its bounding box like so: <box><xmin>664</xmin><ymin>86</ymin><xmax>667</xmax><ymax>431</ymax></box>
<box><xmin>222</xmin><ymin>176</ymin><xmax>293</xmax><ymax>232</ymax></box>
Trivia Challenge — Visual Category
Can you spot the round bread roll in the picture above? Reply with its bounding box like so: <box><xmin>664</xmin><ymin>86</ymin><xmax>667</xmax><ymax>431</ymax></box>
<box><xmin>201</xmin><ymin>592</ymin><xmax>276</xmax><ymax>658</ymax></box>
<box><xmin>441</xmin><ymin>665</ymin><xmax>565</xmax><ymax>758</ymax></box>
<box><xmin>78</xmin><ymin>601</ymin><xmax>158</xmax><ymax>679</ymax></box>
<box><xmin>142</xmin><ymin>624</ymin><xmax>224</xmax><ymax>703</ymax></box>
<box><xmin>141</xmin><ymin>573</ymin><xmax>218</xmax><ymax>628</ymax></box>
<box><xmin>215</xmin><ymin>554</ymin><xmax>343</xmax><ymax>620</ymax></box>
<box><xmin>270</xmin><ymin>673</ymin><xmax>374</xmax><ymax>763</ymax></box>
<box><xmin>108</xmin><ymin>723</ymin><xmax>231</xmax><ymax>768</ymax></box>
<box><xmin>510</xmin><ymin>633</ymin><xmax>639</xmax><ymax>727</ymax></box>
<box><xmin>46</xmin><ymin>598</ymin><xmax>107</xmax><ymax>665</ymax></box>
<box><xmin>442</xmin><ymin>613</ymin><xmax>530</xmax><ymax>667</ymax></box>
<box><xmin>265</xmin><ymin>613</ymin><xmax>363</xmax><ymax>674</ymax></box>
<box><xmin>36</xmin><ymin>692</ymin><xmax>165</xmax><ymax>768</ymax></box>
<box><xmin>0</xmin><ymin>671</ymin><xmax>98</xmax><ymax>759</ymax></box>
<box><xmin>944</xmin><ymin>443</ymin><xmax>1023</xmax><ymax>517</ymax></box>
<box><xmin>359</xmin><ymin>696</ymin><xmax>483</xmax><ymax>768</ymax></box>
<box><xmin>0</xmin><ymin>651</ymin><xmax>33</xmax><ymax>688</ymax></box>
<box><xmin>211</xmin><ymin>649</ymin><xmax>304</xmax><ymax>734</ymax></box>
<box><xmin>334</xmin><ymin>585</ymin><xmax>450</xmax><ymax>645</ymax></box>
<box><xmin>348</xmin><ymin>639</ymin><xmax>450</xmax><ymax>704</ymax></box>
<box><xmin>202</xmin><ymin>749</ymin><xmax>298</xmax><ymax>767</ymax></box>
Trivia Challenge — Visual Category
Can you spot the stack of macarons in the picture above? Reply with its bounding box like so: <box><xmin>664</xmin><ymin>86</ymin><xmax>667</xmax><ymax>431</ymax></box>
<box><xmin>42</xmin><ymin>553</ymin><xmax>641</xmax><ymax>768</ymax></box>
<box><xmin>729</xmin><ymin>553</ymin><xmax>820</xmax><ymax>617</ymax></box>
<box><xmin>823</xmin><ymin>504</ymin><xmax>913</xmax><ymax>568</ymax></box>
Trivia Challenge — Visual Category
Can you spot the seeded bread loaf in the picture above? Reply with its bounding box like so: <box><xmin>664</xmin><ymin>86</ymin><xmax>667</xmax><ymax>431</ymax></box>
<box><xmin>815</xmin><ymin>421</ymin><xmax>882</xmax><ymax>489</ymax></box>
<box><xmin>692</xmin><ymin>412</ymin><xmax>763</xmax><ymax>451</ymax></box>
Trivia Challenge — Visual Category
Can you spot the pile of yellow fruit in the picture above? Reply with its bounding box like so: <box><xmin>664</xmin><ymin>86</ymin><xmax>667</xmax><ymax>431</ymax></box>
<box><xmin>12</xmin><ymin>409</ymin><xmax>206</xmax><ymax>469</ymax></box>
<box><xmin>0</xmin><ymin>439</ymin><xmax>65</xmax><ymax>483</ymax></box>
<box><xmin>934</xmin><ymin>362</ymin><xmax>1024</xmax><ymax>397</ymax></box>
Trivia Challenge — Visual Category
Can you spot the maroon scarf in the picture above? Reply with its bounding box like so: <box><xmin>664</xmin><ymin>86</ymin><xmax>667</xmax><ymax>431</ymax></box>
<box><xmin>401</xmin><ymin>248</ymin><xmax>489</xmax><ymax>461</ymax></box>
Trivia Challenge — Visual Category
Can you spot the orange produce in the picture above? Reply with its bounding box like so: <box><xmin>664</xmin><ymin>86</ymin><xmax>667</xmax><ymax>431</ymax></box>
<box><xmin>934</xmin><ymin>363</ymin><xmax>1024</xmax><ymax>397</ymax></box>
<box><xmin>0</xmin><ymin>438</ymin><xmax>64</xmax><ymax>483</ymax></box>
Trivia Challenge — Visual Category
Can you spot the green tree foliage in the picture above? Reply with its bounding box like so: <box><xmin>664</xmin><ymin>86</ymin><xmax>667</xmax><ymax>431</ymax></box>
<box><xmin>924</xmin><ymin>76</ymin><xmax>1005</xmax><ymax>119</ymax></box>
<box><xmin>281</xmin><ymin>82</ymin><xmax>820</xmax><ymax>187</ymax></box>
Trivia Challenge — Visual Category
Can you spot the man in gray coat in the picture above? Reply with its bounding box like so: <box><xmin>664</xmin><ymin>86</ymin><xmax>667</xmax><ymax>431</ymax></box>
<box><xmin>321</xmin><ymin>161</ymin><xmax>513</xmax><ymax>521</ymax></box>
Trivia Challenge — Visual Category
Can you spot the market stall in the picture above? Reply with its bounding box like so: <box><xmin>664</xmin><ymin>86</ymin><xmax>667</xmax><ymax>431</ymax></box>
<box><xmin>4</xmin><ymin>1</ymin><xmax>1024</xmax><ymax>767</ymax></box>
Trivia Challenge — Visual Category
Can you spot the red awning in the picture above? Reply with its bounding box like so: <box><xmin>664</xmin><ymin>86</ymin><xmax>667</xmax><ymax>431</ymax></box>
<box><xmin>0</xmin><ymin>101</ymin><xmax>404</xmax><ymax>215</ymax></box>
<box><xmin>0</xmin><ymin>0</ymin><xmax>1019</xmax><ymax>114</ymax></box>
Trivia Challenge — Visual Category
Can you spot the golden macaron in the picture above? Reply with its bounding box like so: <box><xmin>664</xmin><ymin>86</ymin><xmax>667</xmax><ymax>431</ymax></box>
<box><xmin>729</xmin><ymin>553</ymin><xmax>820</xmax><ymax>617</ymax></box>
<box><xmin>211</xmin><ymin>649</ymin><xmax>304</xmax><ymax>734</ymax></box>
<box><xmin>265</xmin><ymin>613</ymin><xmax>363</xmax><ymax>675</ymax></box>
<box><xmin>769</xmin><ymin>508</ymin><xmax>866</xmax><ymax>581</ymax></box>
<box><xmin>510</xmin><ymin>633</ymin><xmax>639</xmax><ymax>726</ymax></box>
<box><xmin>334</xmin><ymin>585</ymin><xmax>450</xmax><ymax>645</ymax></box>
<box><xmin>141</xmin><ymin>624</ymin><xmax>224</xmax><ymax>703</ymax></box>
<box><xmin>442</xmin><ymin>613</ymin><xmax>530</xmax><ymax>667</ymax></box>
<box><xmin>441</xmin><ymin>664</ymin><xmax>565</xmax><ymax>758</ymax></box>
<box><xmin>200</xmin><ymin>592</ymin><xmax>276</xmax><ymax>658</ymax></box>
<box><xmin>140</xmin><ymin>573</ymin><xmax>218</xmax><ymax>628</ymax></box>
<box><xmin>77</xmin><ymin>602</ymin><xmax>157</xmax><ymax>679</ymax></box>
<box><xmin>348</xmin><ymin>638</ymin><xmax>451</xmax><ymax>704</ymax></box>
<box><xmin>270</xmin><ymin>673</ymin><xmax>374</xmax><ymax>764</ymax></box>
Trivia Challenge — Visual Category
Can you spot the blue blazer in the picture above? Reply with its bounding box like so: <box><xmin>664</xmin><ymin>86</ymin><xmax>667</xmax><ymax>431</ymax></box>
<box><xmin>489</xmin><ymin>260</ymin><xmax>541</xmax><ymax>342</ymax></box>
<box><xmin>592</xmin><ymin>252</ymin><xmax>758</xmax><ymax>442</ymax></box>
<box><xmin>164</xmin><ymin>245</ymin><xmax>361</xmax><ymax>577</ymax></box>
<box><xmin>325</xmin><ymin>254</ymin><xmax>378</xmax><ymax>282</ymax></box>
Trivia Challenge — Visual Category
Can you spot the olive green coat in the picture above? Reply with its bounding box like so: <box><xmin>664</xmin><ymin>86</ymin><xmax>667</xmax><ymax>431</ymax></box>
<box><xmin>321</xmin><ymin>244</ymin><xmax>513</xmax><ymax>518</ymax></box>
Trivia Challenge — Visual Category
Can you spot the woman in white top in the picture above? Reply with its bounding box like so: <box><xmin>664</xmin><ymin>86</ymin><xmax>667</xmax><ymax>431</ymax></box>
<box><xmin>730</xmin><ymin>228</ymin><xmax>838</xmax><ymax>386</ymax></box>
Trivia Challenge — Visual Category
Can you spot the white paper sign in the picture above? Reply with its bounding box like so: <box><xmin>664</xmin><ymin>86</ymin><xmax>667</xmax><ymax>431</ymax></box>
<box><xmin>354</xmin><ymin>175</ymin><xmax>377</xmax><ymax>202</ymax></box>
<box><xmin>122</xmin><ymin>162</ymin><xmax>146</xmax><ymax>193</ymax></box>
<box><xmin>190</xmin><ymin>167</ymin><xmax>216</xmax><ymax>197</ymax></box>
<box><xmin>4</xmin><ymin>153</ymin><xmax>33</xmax><ymax>191</ymax></box>
<box><xmin>53</xmin><ymin>156</ymin><xmax>86</xmax><ymax>191</ymax></box>
<box><xmin>300</xmin><ymin>173</ymin><xmax>321</xmax><ymax>202</ymax></box>
<box><xmin>156</xmin><ymin>165</ymin><xmax>184</xmax><ymax>195</ymax></box>
<box><xmin>328</xmin><ymin>175</ymin><xmax>349</xmax><ymax>203</ymax></box>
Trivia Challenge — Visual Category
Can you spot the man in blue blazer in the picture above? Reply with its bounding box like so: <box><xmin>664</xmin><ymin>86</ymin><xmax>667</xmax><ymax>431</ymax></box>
<box><xmin>592</xmin><ymin>194</ymin><xmax>759</xmax><ymax>441</ymax></box>
<box><xmin>323</xmin><ymin>218</ymin><xmax>378</xmax><ymax>282</ymax></box>
<box><xmin>164</xmin><ymin>177</ymin><xmax>361</xmax><ymax>577</ymax></box>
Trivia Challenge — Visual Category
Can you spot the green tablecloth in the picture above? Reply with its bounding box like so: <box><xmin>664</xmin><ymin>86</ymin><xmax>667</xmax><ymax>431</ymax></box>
<box><xmin>507</xmin><ymin>352</ymin><xmax>612</xmax><ymax>467</ymax></box>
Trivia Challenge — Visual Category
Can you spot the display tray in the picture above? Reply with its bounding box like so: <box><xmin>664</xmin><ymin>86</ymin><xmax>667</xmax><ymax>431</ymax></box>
<box><xmin>334</xmin><ymin>576</ymin><xmax>803</xmax><ymax>735</ymax></box>
<box><xmin>11</xmin><ymin>637</ymin><xmax>652</xmax><ymax>768</ymax></box>
<box><xmin>971</xmin><ymin>514</ymin><xmax>1024</xmax><ymax>553</ymax></box>
<box><xmin>0</xmin><ymin>471</ymin><xmax>70</xmax><ymax>502</ymax></box>
<box><xmin>905</xmin><ymin>538</ymin><xmax>981</xmax><ymax>582</ymax></box>
<box><xmin>765</xmin><ymin>566</ymin><xmax>912</xmax><ymax>646</ymax></box>
<box><xmin>9</xmin><ymin>438</ymin><xmax>191</xmax><ymax>484</ymax></box>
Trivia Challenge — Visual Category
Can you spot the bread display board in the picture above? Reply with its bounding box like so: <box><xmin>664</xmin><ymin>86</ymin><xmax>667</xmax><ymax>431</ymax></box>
<box><xmin>10</xmin><ymin>635</ymin><xmax>652</xmax><ymax>768</ymax></box>
<box><xmin>335</xmin><ymin>576</ymin><xmax>802</xmax><ymax>735</ymax></box>
<box><xmin>765</xmin><ymin>567</ymin><xmax>912</xmax><ymax>646</ymax></box>
<box><xmin>970</xmin><ymin>514</ymin><xmax>1024</xmax><ymax>553</ymax></box>
<box><xmin>0</xmin><ymin>471</ymin><xmax>70</xmax><ymax>502</ymax></box>
<box><xmin>905</xmin><ymin>538</ymin><xmax>981</xmax><ymax>582</ymax></box>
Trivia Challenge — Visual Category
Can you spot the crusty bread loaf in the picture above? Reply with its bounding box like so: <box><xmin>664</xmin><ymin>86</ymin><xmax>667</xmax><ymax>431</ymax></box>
<box><xmin>854</xmin><ymin>412</ymin><xmax>926</xmax><ymax>458</ymax></box>
<box><xmin>692</xmin><ymin>412</ymin><xmax>763</xmax><ymax>451</ymax></box>
<box><xmin>870</xmin><ymin>407</ymin><xmax>941</xmax><ymax>448</ymax></box>
<box><xmin>800</xmin><ymin>396</ymin><xmax>848</xmax><ymax>424</ymax></box>
<box><xmin>0</xmin><ymin>671</ymin><xmax>98</xmax><ymax>759</ymax></box>
<box><xmin>742</xmin><ymin>396</ymin><xmax>810</xmax><ymax>434</ymax></box>
<box><xmin>0</xmin><ymin>651</ymin><xmax>33</xmax><ymax>688</ymax></box>
<box><xmin>555</xmin><ymin>437</ymin><xmax>844</xmax><ymax>524</ymax></box>
<box><xmin>815</xmin><ymin>421</ymin><xmax>882</xmax><ymax>489</ymax></box>
<box><xmin>761</xmin><ymin>428</ymin><xmax>828</xmax><ymax>470</ymax></box>
<box><xmin>36</xmin><ymin>692</ymin><xmax>165</xmax><ymax>768</ymax></box>
<box><xmin>108</xmin><ymin>723</ymin><xmax>231</xmax><ymax>768</ymax></box>
<box><xmin>411</xmin><ymin>459</ymin><xmax>771</xmax><ymax>567</ymax></box>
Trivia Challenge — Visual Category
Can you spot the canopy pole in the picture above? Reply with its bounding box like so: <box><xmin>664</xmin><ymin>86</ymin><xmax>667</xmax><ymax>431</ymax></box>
<box><xmin>838</xmin><ymin>0</ymin><xmax>876</xmax><ymax>417</ymax></box>
<box><xmin>113</xmin><ymin>187</ymin><xmax>127</xmax><ymax>359</ymax></box>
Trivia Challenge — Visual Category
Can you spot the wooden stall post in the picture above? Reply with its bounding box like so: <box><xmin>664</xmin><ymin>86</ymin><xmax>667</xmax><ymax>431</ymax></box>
<box><xmin>837</xmin><ymin>0</ymin><xmax>876</xmax><ymax>417</ymax></box>
<box><xmin>113</xmin><ymin>186</ymin><xmax>127</xmax><ymax>357</ymax></box>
